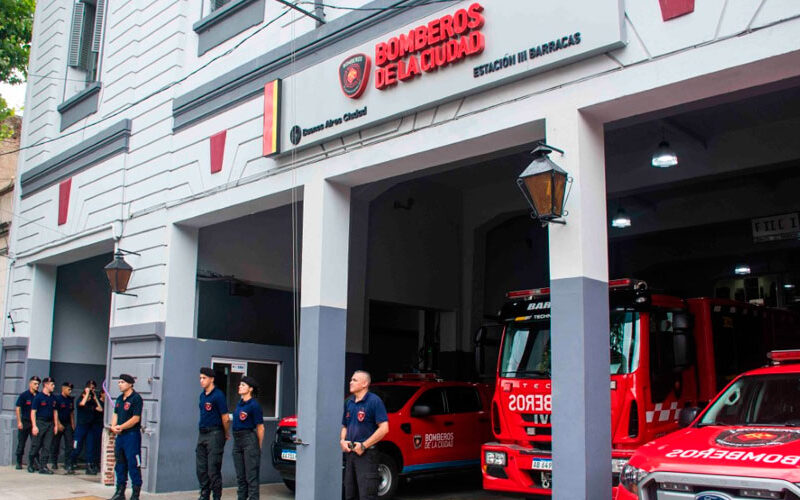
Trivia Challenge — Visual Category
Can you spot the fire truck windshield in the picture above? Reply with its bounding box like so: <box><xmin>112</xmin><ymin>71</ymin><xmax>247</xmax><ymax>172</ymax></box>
<box><xmin>610</xmin><ymin>310</ymin><xmax>640</xmax><ymax>375</ymax></box>
<box><xmin>698</xmin><ymin>374</ymin><xmax>800</xmax><ymax>427</ymax></box>
<box><xmin>370</xmin><ymin>386</ymin><xmax>420</xmax><ymax>413</ymax></box>
<box><xmin>499</xmin><ymin>323</ymin><xmax>551</xmax><ymax>378</ymax></box>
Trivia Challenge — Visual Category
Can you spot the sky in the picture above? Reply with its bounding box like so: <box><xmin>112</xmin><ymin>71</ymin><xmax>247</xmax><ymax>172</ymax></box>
<box><xmin>0</xmin><ymin>82</ymin><xmax>27</xmax><ymax>115</ymax></box>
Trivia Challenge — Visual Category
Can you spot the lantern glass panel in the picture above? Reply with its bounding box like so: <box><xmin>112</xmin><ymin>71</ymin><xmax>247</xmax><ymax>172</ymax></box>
<box><xmin>551</xmin><ymin>171</ymin><xmax>567</xmax><ymax>217</ymax></box>
<box><xmin>523</xmin><ymin>172</ymin><xmax>554</xmax><ymax>218</ymax></box>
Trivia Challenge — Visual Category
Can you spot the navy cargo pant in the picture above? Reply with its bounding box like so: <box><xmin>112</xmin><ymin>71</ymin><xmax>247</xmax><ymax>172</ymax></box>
<box><xmin>51</xmin><ymin>423</ymin><xmax>74</xmax><ymax>466</ymax></box>
<box><xmin>115</xmin><ymin>430</ymin><xmax>143</xmax><ymax>486</ymax></box>
<box><xmin>232</xmin><ymin>429</ymin><xmax>260</xmax><ymax>500</ymax></box>
<box><xmin>196</xmin><ymin>428</ymin><xmax>225</xmax><ymax>499</ymax></box>
<box><xmin>29</xmin><ymin>419</ymin><xmax>55</xmax><ymax>467</ymax></box>
<box><xmin>15</xmin><ymin>420</ymin><xmax>32</xmax><ymax>465</ymax></box>
<box><xmin>344</xmin><ymin>449</ymin><xmax>379</xmax><ymax>500</ymax></box>
<box><xmin>70</xmin><ymin>423</ymin><xmax>98</xmax><ymax>466</ymax></box>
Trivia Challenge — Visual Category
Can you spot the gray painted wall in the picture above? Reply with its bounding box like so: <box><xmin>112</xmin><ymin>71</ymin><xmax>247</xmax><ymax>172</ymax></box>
<box><xmin>51</xmin><ymin>253</ymin><xmax>113</xmax><ymax>367</ymax></box>
<box><xmin>156</xmin><ymin>336</ymin><xmax>296</xmax><ymax>493</ymax></box>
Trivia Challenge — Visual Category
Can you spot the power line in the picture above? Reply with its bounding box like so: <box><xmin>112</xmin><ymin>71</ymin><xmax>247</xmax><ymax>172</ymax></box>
<box><xmin>1</xmin><ymin>0</ymin><xmax>454</xmax><ymax>158</ymax></box>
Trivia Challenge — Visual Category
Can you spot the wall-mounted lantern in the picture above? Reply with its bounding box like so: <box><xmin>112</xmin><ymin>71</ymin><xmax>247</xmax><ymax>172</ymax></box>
<box><xmin>105</xmin><ymin>250</ymin><xmax>140</xmax><ymax>296</ymax></box>
<box><xmin>516</xmin><ymin>144</ymin><xmax>571</xmax><ymax>225</ymax></box>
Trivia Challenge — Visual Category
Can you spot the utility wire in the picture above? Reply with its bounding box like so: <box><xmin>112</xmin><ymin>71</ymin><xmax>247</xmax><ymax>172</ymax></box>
<box><xmin>299</xmin><ymin>0</ymin><xmax>458</xmax><ymax>11</ymax></box>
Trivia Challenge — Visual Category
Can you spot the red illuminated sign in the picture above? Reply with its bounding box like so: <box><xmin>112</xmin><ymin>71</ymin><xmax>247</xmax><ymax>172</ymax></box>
<box><xmin>373</xmin><ymin>3</ymin><xmax>486</xmax><ymax>90</ymax></box>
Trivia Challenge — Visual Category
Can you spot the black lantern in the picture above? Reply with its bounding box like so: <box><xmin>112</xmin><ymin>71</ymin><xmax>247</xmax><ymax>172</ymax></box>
<box><xmin>105</xmin><ymin>251</ymin><xmax>136</xmax><ymax>295</ymax></box>
<box><xmin>517</xmin><ymin>144</ymin><xmax>571</xmax><ymax>225</ymax></box>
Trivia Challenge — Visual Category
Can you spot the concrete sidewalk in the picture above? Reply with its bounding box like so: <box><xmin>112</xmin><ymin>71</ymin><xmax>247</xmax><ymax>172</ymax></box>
<box><xmin>0</xmin><ymin>466</ymin><xmax>506</xmax><ymax>499</ymax></box>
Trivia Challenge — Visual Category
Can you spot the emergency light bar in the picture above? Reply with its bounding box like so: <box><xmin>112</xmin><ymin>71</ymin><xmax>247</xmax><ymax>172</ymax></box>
<box><xmin>386</xmin><ymin>372</ymin><xmax>440</xmax><ymax>382</ymax></box>
<box><xmin>506</xmin><ymin>280</ymin><xmax>646</xmax><ymax>299</ymax></box>
<box><xmin>506</xmin><ymin>288</ymin><xmax>550</xmax><ymax>298</ymax></box>
<box><xmin>767</xmin><ymin>350</ymin><xmax>800</xmax><ymax>365</ymax></box>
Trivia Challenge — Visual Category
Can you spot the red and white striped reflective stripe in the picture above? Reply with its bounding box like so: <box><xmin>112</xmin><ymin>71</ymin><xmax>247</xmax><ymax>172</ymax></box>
<box><xmin>645</xmin><ymin>401</ymin><xmax>679</xmax><ymax>423</ymax></box>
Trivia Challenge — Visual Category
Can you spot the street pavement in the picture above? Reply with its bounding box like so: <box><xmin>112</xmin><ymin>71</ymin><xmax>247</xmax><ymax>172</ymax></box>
<box><xmin>0</xmin><ymin>466</ymin><xmax>508</xmax><ymax>499</ymax></box>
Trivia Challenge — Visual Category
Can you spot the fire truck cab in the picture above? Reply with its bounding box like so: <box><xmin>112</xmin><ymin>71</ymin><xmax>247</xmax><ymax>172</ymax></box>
<box><xmin>479</xmin><ymin>280</ymin><xmax>798</xmax><ymax>497</ymax></box>
<box><xmin>619</xmin><ymin>350</ymin><xmax>800</xmax><ymax>499</ymax></box>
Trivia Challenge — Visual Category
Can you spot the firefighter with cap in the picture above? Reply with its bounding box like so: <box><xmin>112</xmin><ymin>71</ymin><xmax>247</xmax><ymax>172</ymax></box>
<box><xmin>110</xmin><ymin>374</ymin><xmax>144</xmax><ymax>500</ymax></box>
<box><xmin>29</xmin><ymin>376</ymin><xmax>59</xmax><ymax>474</ymax></box>
<box><xmin>232</xmin><ymin>375</ymin><xmax>264</xmax><ymax>500</ymax></box>
<box><xmin>341</xmin><ymin>370</ymin><xmax>389</xmax><ymax>500</ymax></box>
<box><xmin>197</xmin><ymin>367</ymin><xmax>230</xmax><ymax>500</ymax></box>
<box><xmin>51</xmin><ymin>381</ymin><xmax>75</xmax><ymax>471</ymax></box>
<box><xmin>14</xmin><ymin>375</ymin><xmax>40</xmax><ymax>469</ymax></box>
<box><xmin>69</xmin><ymin>380</ymin><xmax>101</xmax><ymax>475</ymax></box>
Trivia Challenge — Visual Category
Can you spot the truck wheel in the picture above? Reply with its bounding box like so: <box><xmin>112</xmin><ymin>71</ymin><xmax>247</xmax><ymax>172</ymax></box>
<box><xmin>283</xmin><ymin>479</ymin><xmax>296</xmax><ymax>492</ymax></box>
<box><xmin>376</xmin><ymin>451</ymin><xmax>399</xmax><ymax>499</ymax></box>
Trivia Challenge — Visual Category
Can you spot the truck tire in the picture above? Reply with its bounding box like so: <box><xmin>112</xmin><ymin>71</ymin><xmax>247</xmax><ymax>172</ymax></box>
<box><xmin>283</xmin><ymin>479</ymin><xmax>296</xmax><ymax>492</ymax></box>
<box><xmin>376</xmin><ymin>451</ymin><xmax>400</xmax><ymax>499</ymax></box>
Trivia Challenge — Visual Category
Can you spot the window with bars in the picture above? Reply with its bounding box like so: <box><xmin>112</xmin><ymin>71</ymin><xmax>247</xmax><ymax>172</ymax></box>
<box><xmin>211</xmin><ymin>0</ymin><xmax>233</xmax><ymax>11</ymax></box>
<box><xmin>67</xmin><ymin>0</ymin><xmax>106</xmax><ymax>84</ymax></box>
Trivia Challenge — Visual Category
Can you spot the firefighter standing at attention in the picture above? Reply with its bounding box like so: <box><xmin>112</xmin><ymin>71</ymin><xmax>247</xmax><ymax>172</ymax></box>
<box><xmin>341</xmin><ymin>370</ymin><xmax>389</xmax><ymax>500</ymax></box>
<box><xmin>51</xmin><ymin>381</ymin><xmax>75</xmax><ymax>471</ymax></box>
<box><xmin>29</xmin><ymin>376</ymin><xmax>58</xmax><ymax>474</ymax></box>
<box><xmin>196</xmin><ymin>367</ymin><xmax>230</xmax><ymax>500</ymax></box>
<box><xmin>14</xmin><ymin>375</ymin><xmax>40</xmax><ymax>470</ymax></box>
<box><xmin>110</xmin><ymin>374</ymin><xmax>143</xmax><ymax>500</ymax></box>
<box><xmin>232</xmin><ymin>376</ymin><xmax>264</xmax><ymax>500</ymax></box>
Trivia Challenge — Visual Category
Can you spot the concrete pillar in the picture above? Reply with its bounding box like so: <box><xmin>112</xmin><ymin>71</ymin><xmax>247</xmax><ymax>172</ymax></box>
<box><xmin>164</xmin><ymin>225</ymin><xmax>199</xmax><ymax>338</ymax></box>
<box><xmin>28</xmin><ymin>264</ymin><xmax>57</xmax><ymax>367</ymax></box>
<box><xmin>546</xmin><ymin>108</ymin><xmax>612</xmax><ymax>499</ymax></box>
<box><xmin>296</xmin><ymin>178</ymin><xmax>350</xmax><ymax>500</ymax></box>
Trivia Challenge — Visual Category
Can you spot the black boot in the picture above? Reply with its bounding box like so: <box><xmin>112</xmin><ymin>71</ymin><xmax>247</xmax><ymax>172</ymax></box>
<box><xmin>130</xmin><ymin>485</ymin><xmax>141</xmax><ymax>500</ymax></box>
<box><xmin>39</xmin><ymin>464</ymin><xmax>54</xmax><ymax>475</ymax></box>
<box><xmin>109</xmin><ymin>485</ymin><xmax>126</xmax><ymax>500</ymax></box>
<box><xmin>65</xmin><ymin>459</ymin><xmax>75</xmax><ymax>475</ymax></box>
<box><xmin>27</xmin><ymin>462</ymin><xmax>35</xmax><ymax>473</ymax></box>
<box><xmin>15</xmin><ymin>456</ymin><xmax>22</xmax><ymax>470</ymax></box>
<box><xmin>51</xmin><ymin>462</ymin><xmax>58</xmax><ymax>470</ymax></box>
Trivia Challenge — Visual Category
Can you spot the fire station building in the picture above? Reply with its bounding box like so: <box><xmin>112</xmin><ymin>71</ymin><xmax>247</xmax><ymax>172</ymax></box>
<box><xmin>2</xmin><ymin>1</ymin><xmax>800</xmax><ymax>498</ymax></box>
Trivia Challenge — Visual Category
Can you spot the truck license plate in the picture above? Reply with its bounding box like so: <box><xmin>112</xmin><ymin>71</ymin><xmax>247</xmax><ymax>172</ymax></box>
<box><xmin>531</xmin><ymin>458</ymin><xmax>552</xmax><ymax>471</ymax></box>
<box><xmin>281</xmin><ymin>449</ymin><xmax>296</xmax><ymax>461</ymax></box>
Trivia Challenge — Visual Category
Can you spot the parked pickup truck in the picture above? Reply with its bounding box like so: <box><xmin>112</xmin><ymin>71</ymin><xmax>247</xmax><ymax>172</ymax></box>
<box><xmin>271</xmin><ymin>373</ymin><xmax>493</xmax><ymax>498</ymax></box>
<box><xmin>619</xmin><ymin>349</ymin><xmax>800</xmax><ymax>499</ymax></box>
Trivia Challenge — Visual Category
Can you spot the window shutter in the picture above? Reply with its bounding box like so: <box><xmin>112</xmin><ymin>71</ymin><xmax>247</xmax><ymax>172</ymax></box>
<box><xmin>67</xmin><ymin>2</ymin><xmax>87</xmax><ymax>68</ymax></box>
<box><xmin>91</xmin><ymin>0</ymin><xmax>106</xmax><ymax>53</ymax></box>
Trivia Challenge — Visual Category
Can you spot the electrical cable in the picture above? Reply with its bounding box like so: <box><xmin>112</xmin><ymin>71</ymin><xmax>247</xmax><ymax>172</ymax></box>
<box><xmin>299</xmin><ymin>0</ymin><xmax>458</xmax><ymax>11</ymax></box>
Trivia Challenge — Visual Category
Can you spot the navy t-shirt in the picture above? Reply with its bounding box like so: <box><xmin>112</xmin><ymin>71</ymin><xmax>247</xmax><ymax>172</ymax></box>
<box><xmin>114</xmin><ymin>391</ymin><xmax>143</xmax><ymax>434</ymax></box>
<box><xmin>92</xmin><ymin>397</ymin><xmax>105</xmax><ymax>426</ymax></box>
<box><xmin>77</xmin><ymin>393</ymin><xmax>99</xmax><ymax>426</ymax></box>
<box><xmin>15</xmin><ymin>390</ymin><xmax>36</xmax><ymax>422</ymax></box>
<box><xmin>198</xmin><ymin>387</ymin><xmax>228</xmax><ymax>429</ymax></box>
<box><xmin>232</xmin><ymin>398</ymin><xmax>263</xmax><ymax>431</ymax></box>
<box><xmin>55</xmin><ymin>394</ymin><xmax>74</xmax><ymax>424</ymax></box>
<box><xmin>32</xmin><ymin>392</ymin><xmax>57</xmax><ymax>421</ymax></box>
<box><xmin>342</xmin><ymin>392</ymin><xmax>388</xmax><ymax>443</ymax></box>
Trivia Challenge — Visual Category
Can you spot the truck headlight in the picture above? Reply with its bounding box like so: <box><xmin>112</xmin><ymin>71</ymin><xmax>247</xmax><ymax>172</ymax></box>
<box><xmin>484</xmin><ymin>451</ymin><xmax>507</xmax><ymax>467</ymax></box>
<box><xmin>611</xmin><ymin>458</ymin><xmax>628</xmax><ymax>474</ymax></box>
<box><xmin>619</xmin><ymin>463</ymin><xmax>648</xmax><ymax>493</ymax></box>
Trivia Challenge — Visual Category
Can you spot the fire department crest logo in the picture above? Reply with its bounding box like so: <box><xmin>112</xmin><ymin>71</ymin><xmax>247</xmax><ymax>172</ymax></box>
<box><xmin>205</xmin><ymin>402</ymin><xmax>213</xmax><ymax>411</ymax></box>
<box><xmin>357</xmin><ymin>409</ymin><xmax>366</xmax><ymax>422</ymax></box>
<box><xmin>413</xmin><ymin>435</ymin><xmax>423</xmax><ymax>449</ymax></box>
<box><xmin>239</xmin><ymin>411</ymin><xmax>248</xmax><ymax>421</ymax></box>
<box><xmin>716</xmin><ymin>428</ymin><xmax>800</xmax><ymax>447</ymax></box>
<box><xmin>339</xmin><ymin>54</ymin><xmax>371</xmax><ymax>99</ymax></box>
<box><xmin>124</xmin><ymin>402</ymin><xmax>131</xmax><ymax>411</ymax></box>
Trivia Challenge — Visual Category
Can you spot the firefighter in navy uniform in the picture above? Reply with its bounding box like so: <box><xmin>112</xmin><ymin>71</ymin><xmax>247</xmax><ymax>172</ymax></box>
<box><xmin>110</xmin><ymin>374</ymin><xmax>144</xmax><ymax>500</ymax></box>
<box><xmin>14</xmin><ymin>376</ymin><xmax>40</xmax><ymax>469</ymax></box>
<box><xmin>232</xmin><ymin>376</ymin><xmax>264</xmax><ymax>500</ymax></box>
<box><xmin>29</xmin><ymin>376</ymin><xmax>59</xmax><ymax>474</ymax></box>
<box><xmin>341</xmin><ymin>370</ymin><xmax>389</xmax><ymax>500</ymax></box>
<box><xmin>51</xmin><ymin>381</ymin><xmax>75</xmax><ymax>470</ymax></box>
<box><xmin>70</xmin><ymin>380</ymin><xmax>101</xmax><ymax>474</ymax></box>
<box><xmin>196</xmin><ymin>367</ymin><xmax>230</xmax><ymax>500</ymax></box>
<box><xmin>91</xmin><ymin>387</ymin><xmax>106</xmax><ymax>474</ymax></box>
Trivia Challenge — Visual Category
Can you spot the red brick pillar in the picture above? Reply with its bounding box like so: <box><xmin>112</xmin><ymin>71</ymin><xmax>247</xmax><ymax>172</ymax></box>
<box><xmin>102</xmin><ymin>428</ymin><xmax>116</xmax><ymax>486</ymax></box>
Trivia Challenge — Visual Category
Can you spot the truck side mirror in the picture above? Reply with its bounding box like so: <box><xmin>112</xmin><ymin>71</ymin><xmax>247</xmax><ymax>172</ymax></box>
<box><xmin>678</xmin><ymin>407</ymin><xmax>700</xmax><ymax>428</ymax></box>
<box><xmin>673</xmin><ymin>312</ymin><xmax>692</xmax><ymax>331</ymax></box>
<box><xmin>673</xmin><ymin>331</ymin><xmax>694</xmax><ymax>372</ymax></box>
<box><xmin>411</xmin><ymin>405</ymin><xmax>431</xmax><ymax>418</ymax></box>
<box><xmin>474</xmin><ymin>326</ymin><xmax>487</xmax><ymax>345</ymax></box>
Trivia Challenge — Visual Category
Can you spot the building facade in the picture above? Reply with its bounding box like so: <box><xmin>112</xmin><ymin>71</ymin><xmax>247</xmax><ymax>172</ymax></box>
<box><xmin>1</xmin><ymin>1</ymin><xmax>800</xmax><ymax>498</ymax></box>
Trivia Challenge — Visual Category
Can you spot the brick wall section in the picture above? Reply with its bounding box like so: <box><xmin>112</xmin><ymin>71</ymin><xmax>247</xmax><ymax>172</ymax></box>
<box><xmin>102</xmin><ymin>428</ymin><xmax>115</xmax><ymax>486</ymax></box>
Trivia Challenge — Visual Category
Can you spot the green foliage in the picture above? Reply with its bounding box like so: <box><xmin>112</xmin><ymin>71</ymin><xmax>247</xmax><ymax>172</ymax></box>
<box><xmin>0</xmin><ymin>0</ymin><xmax>35</xmax><ymax>139</ymax></box>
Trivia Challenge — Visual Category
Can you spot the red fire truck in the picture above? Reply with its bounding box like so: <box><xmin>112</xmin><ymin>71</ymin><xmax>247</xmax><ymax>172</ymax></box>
<box><xmin>271</xmin><ymin>374</ymin><xmax>493</xmax><ymax>499</ymax></box>
<box><xmin>619</xmin><ymin>349</ymin><xmax>800</xmax><ymax>499</ymax></box>
<box><xmin>477</xmin><ymin>279</ymin><xmax>800</xmax><ymax>496</ymax></box>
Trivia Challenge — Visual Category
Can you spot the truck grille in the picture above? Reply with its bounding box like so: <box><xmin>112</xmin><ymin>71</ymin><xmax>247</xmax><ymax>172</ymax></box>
<box><xmin>641</xmin><ymin>472</ymin><xmax>800</xmax><ymax>500</ymax></box>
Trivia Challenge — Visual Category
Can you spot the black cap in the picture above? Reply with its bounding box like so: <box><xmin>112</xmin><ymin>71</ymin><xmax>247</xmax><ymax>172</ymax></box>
<box><xmin>42</xmin><ymin>377</ymin><xmax>54</xmax><ymax>384</ymax></box>
<box><xmin>62</xmin><ymin>381</ymin><xmax>74</xmax><ymax>388</ymax></box>
<box><xmin>200</xmin><ymin>367</ymin><xmax>216</xmax><ymax>378</ymax></box>
<box><xmin>29</xmin><ymin>376</ymin><xmax>41</xmax><ymax>382</ymax></box>
<box><xmin>119</xmin><ymin>374</ymin><xmax>135</xmax><ymax>384</ymax></box>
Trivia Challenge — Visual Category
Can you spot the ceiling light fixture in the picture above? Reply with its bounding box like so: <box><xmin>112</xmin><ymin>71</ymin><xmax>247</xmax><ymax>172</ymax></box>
<box><xmin>651</xmin><ymin>140</ymin><xmax>678</xmax><ymax>168</ymax></box>
<box><xmin>734</xmin><ymin>264</ymin><xmax>751</xmax><ymax>276</ymax></box>
<box><xmin>611</xmin><ymin>208</ymin><xmax>631</xmax><ymax>228</ymax></box>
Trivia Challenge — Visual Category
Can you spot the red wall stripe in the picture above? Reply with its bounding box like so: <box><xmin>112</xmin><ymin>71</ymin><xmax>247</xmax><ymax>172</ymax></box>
<box><xmin>58</xmin><ymin>178</ymin><xmax>72</xmax><ymax>226</ymax></box>
<box><xmin>210</xmin><ymin>130</ymin><xmax>227</xmax><ymax>174</ymax></box>
<box><xmin>659</xmin><ymin>0</ymin><xmax>694</xmax><ymax>21</ymax></box>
